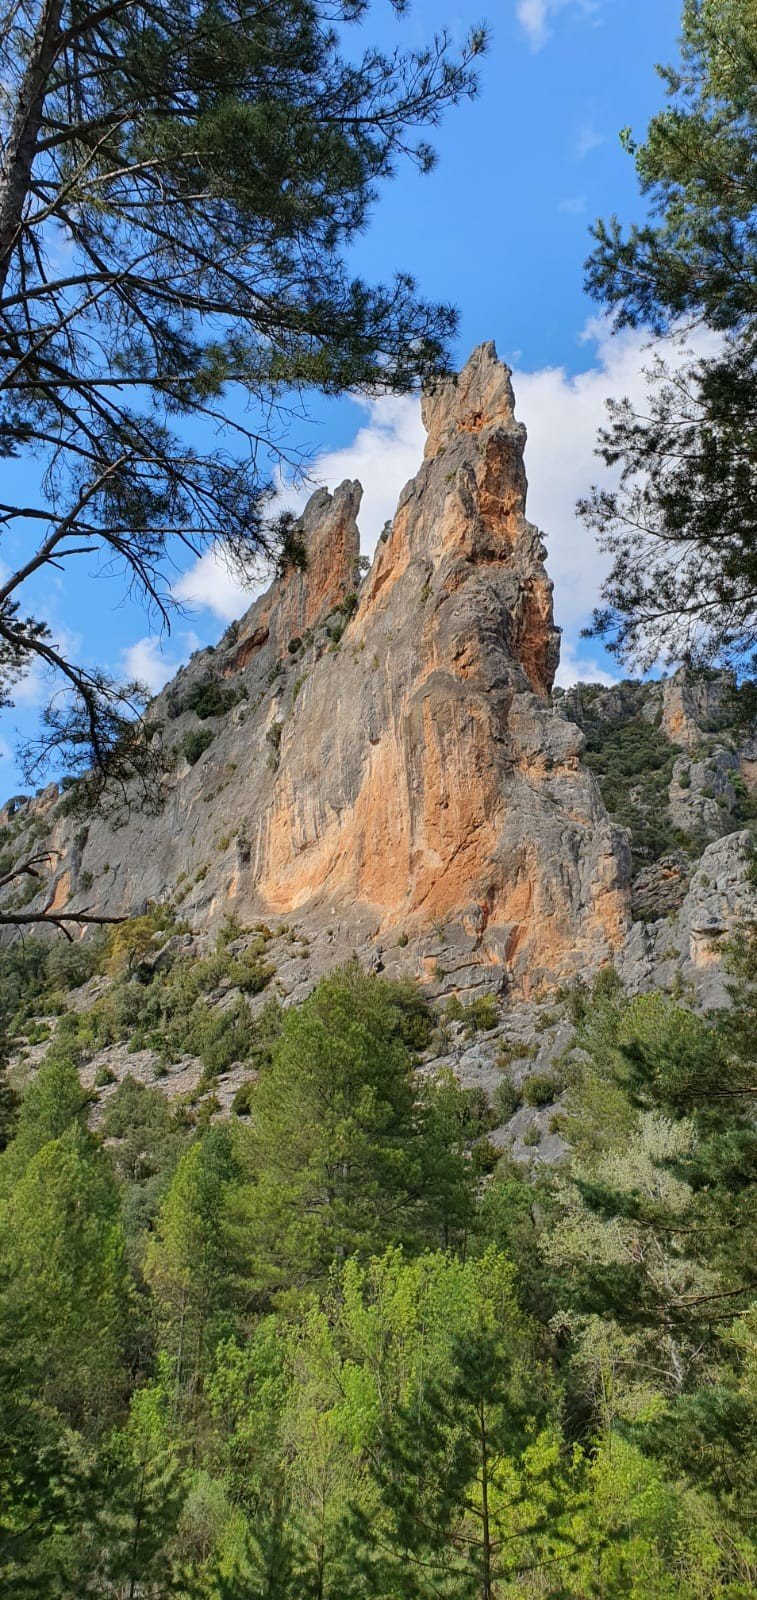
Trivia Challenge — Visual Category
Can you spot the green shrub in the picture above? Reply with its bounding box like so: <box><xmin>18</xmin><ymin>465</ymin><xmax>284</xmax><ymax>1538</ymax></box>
<box><xmin>592</xmin><ymin>965</ymin><xmax>623</xmax><ymax>1004</ymax></box>
<box><xmin>492</xmin><ymin>1079</ymin><xmax>521</xmax><ymax>1122</ymax></box>
<box><xmin>460</xmin><ymin>1087</ymin><xmax>495</xmax><ymax>1138</ymax></box>
<box><xmin>170</xmin><ymin>995</ymin><xmax>256</xmax><ymax>1074</ymax></box>
<box><xmin>105</xmin><ymin>907</ymin><xmax>175</xmax><ymax>976</ymax></box>
<box><xmin>497</xmin><ymin>1039</ymin><xmax>534</xmax><ymax>1068</ymax></box>
<box><xmin>583</xmin><ymin>717</ymin><xmax>681</xmax><ymax>866</ymax></box>
<box><xmin>23</xmin><ymin>1020</ymin><xmax>51</xmax><ymax>1045</ymax></box>
<box><xmin>522</xmin><ymin>1072</ymin><xmax>562</xmax><ymax>1107</ymax></box>
<box><xmin>522</xmin><ymin>1124</ymin><xmax>542</xmax><ymax>1147</ymax></box>
<box><xmin>225</xmin><ymin>953</ymin><xmax>273</xmax><ymax>996</ymax></box>
<box><xmin>94</xmin><ymin>1065</ymin><xmax>116</xmax><ymax>1088</ymax></box>
<box><xmin>466</xmin><ymin>994</ymin><xmax>499</xmax><ymax>1032</ymax></box>
<box><xmin>231</xmin><ymin>1079</ymin><xmax>256</xmax><ymax>1116</ymax></box>
<box><xmin>266</xmin><ymin>721</ymin><xmax>283</xmax><ymax>765</ymax></box>
<box><xmin>471</xmin><ymin>1136</ymin><xmax>500</xmax><ymax>1176</ymax></box>
<box><xmin>181</xmin><ymin>728</ymin><xmax>214</xmax><ymax>765</ymax></box>
<box><xmin>46</xmin><ymin>935</ymin><xmax>103</xmax><ymax>991</ymax></box>
<box><xmin>183</xmin><ymin>678</ymin><xmax>238</xmax><ymax>720</ymax></box>
<box><xmin>446</xmin><ymin>992</ymin><xmax>499</xmax><ymax>1036</ymax></box>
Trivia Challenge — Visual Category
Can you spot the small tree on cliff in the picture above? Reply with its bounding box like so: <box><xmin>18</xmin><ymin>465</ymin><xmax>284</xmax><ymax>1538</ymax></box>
<box><xmin>0</xmin><ymin>0</ymin><xmax>486</xmax><ymax>853</ymax></box>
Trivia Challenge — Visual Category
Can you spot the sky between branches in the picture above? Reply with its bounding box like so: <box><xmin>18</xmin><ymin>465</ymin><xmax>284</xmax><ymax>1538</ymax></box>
<box><xmin>0</xmin><ymin>0</ymin><xmax>684</xmax><ymax>787</ymax></box>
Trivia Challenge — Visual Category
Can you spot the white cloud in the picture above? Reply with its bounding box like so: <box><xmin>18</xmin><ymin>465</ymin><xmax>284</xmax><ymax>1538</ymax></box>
<box><xmin>170</xmin><ymin>321</ymin><xmax>720</xmax><ymax>689</ymax></box>
<box><xmin>121</xmin><ymin>632</ymin><xmax>200</xmax><ymax>694</ymax></box>
<box><xmin>516</xmin><ymin>0</ymin><xmax>550</xmax><ymax>51</ymax></box>
<box><xmin>511</xmin><ymin>319</ymin><xmax>720</xmax><ymax>661</ymax></box>
<box><xmin>516</xmin><ymin>0</ymin><xmax>601</xmax><ymax>51</ymax></box>
<box><xmin>173</xmin><ymin>394</ymin><xmax>425</xmax><ymax>625</ymax></box>
<box><xmin>558</xmin><ymin>195</ymin><xmax>587</xmax><ymax>215</ymax></box>
<box><xmin>173</xmin><ymin>547</ymin><xmax>265</xmax><ymax>624</ymax></box>
<box><xmin>576</xmin><ymin>122</ymin><xmax>605</xmax><ymax>158</ymax></box>
<box><xmin>290</xmin><ymin>394</ymin><xmax>425</xmax><ymax>549</ymax></box>
<box><xmin>554</xmin><ymin>639</ymin><xmax>616</xmax><ymax>689</ymax></box>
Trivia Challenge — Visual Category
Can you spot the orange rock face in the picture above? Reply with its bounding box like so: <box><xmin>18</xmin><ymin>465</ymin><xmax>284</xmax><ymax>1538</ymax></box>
<box><xmin>34</xmin><ymin>344</ymin><xmax>633</xmax><ymax>993</ymax></box>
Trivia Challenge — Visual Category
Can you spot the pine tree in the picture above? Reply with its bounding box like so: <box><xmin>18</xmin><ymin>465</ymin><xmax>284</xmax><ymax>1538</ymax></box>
<box><xmin>144</xmin><ymin>1123</ymin><xmax>248</xmax><ymax>1413</ymax></box>
<box><xmin>0</xmin><ymin>1049</ymin><xmax>89</xmax><ymax>1193</ymax></box>
<box><xmin>246</xmin><ymin>965</ymin><xmax>452</xmax><ymax>1291</ymax></box>
<box><xmin>581</xmin><ymin>0</ymin><xmax>757</xmax><ymax>668</ymax></box>
<box><xmin>0</xmin><ymin>1122</ymin><xmax>132</xmax><ymax>1432</ymax></box>
<box><xmin>545</xmin><ymin>971</ymin><xmax>757</xmax><ymax>1584</ymax></box>
<box><xmin>0</xmin><ymin>0</ymin><xmax>486</xmax><ymax>812</ymax></box>
<box><xmin>356</xmin><ymin>1249</ymin><xmax>581</xmax><ymax>1600</ymax></box>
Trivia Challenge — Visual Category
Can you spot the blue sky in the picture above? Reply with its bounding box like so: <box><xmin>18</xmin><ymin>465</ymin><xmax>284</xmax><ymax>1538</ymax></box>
<box><xmin>1</xmin><ymin>0</ymin><xmax>684</xmax><ymax>792</ymax></box>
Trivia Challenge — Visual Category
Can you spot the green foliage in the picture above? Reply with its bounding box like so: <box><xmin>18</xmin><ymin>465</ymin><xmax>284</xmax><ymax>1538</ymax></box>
<box><xmin>55</xmin><ymin>924</ymin><xmax>276</xmax><ymax>1079</ymax></box>
<box><xmin>180</xmin><ymin>727</ymin><xmax>215</xmax><ymax>766</ymax></box>
<box><xmin>584</xmin><ymin>716</ymin><xmax>682</xmax><ymax>865</ymax></box>
<box><xmin>100</xmin><ymin>1076</ymin><xmax>189</xmax><ymax>1251</ymax></box>
<box><xmin>246</xmin><ymin>964</ymin><xmax>470</xmax><ymax>1289</ymax></box>
<box><xmin>355</xmin><ymin>1248</ymin><xmax>580</xmax><ymax>1597</ymax></box>
<box><xmin>0</xmin><ymin>932</ymin><xmax>103</xmax><ymax>1050</ymax></box>
<box><xmin>522</xmin><ymin>1071</ymin><xmax>562</xmax><ymax>1107</ymax></box>
<box><xmin>0</xmin><ymin>1124</ymin><xmax>131</xmax><ymax>1432</ymax></box>
<box><xmin>145</xmin><ymin>1125</ymin><xmax>247</xmax><ymax>1411</ymax></box>
<box><xmin>182</xmin><ymin>678</ymin><xmax>239</xmax><ymax>720</ymax></box>
<box><xmin>492</xmin><ymin>1077</ymin><xmax>522</xmax><ymax>1121</ymax></box>
<box><xmin>0</xmin><ymin>958</ymin><xmax>754</xmax><ymax>1593</ymax></box>
<box><xmin>583</xmin><ymin>0</ymin><xmax>757</xmax><ymax>668</ymax></box>
<box><xmin>230</xmin><ymin>1079</ymin><xmax>255</xmax><ymax>1117</ymax></box>
<box><xmin>445</xmin><ymin>990</ymin><xmax>500</xmax><ymax>1034</ymax></box>
<box><xmin>105</xmin><ymin>905</ymin><xmax>176</xmax><ymax>976</ymax></box>
<box><xmin>544</xmin><ymin>948</ymin><xmax>757</xmax><ymax>1567</ymax></box>
<box><xmin>0</xmin><ymin>1054</ymin><xmax>90</xmax><ymax>1195</ymax></box>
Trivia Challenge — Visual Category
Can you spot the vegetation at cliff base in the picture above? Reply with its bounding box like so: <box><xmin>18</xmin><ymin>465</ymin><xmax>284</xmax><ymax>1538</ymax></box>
<box><xmin>0</xmin><ymin>945</ymin><xmax>755</xmax><ymax>1597</ymax></box>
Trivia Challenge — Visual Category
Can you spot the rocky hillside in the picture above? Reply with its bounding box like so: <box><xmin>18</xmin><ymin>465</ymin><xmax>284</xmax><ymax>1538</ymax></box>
<box><xmin>2</xmin><ymin>346</ymin><xmax>755</xmax><ymax>1161</ymax></box>
<box><xmin>2</xmin><ymin>347</ymin><xmax>755</xmax><ymax>1015</ymax></box>
<box><xmin>3</xmin><ymin>344</ymin><xmax>633</xmax><ymax>995</ymax></box>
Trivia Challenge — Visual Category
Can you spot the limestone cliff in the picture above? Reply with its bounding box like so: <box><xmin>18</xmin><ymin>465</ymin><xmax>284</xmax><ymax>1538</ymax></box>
<box><xmin>3</xmin><ymin>345</ymin><xmax>634</xmax><ymax>993</ymax></box>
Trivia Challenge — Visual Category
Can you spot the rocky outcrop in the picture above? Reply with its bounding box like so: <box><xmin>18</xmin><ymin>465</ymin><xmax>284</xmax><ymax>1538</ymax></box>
<box><xmin>3</xmin><ymin>344</ymin><xmax>632</xmax><ymax>995</ymax></box>
<box><xmin>227</xmin><ymin>480</ymin><xmax>362</xmax><ymax>669</ymax></box>
<box><xmin>621</xmin><ymin>830</ymin><xmax>755</xmax><ymax>1007</ymax></box>
<box><xmin>669</xmin><ymin>746</ymin><xmax>740</xmax><ymax>842</ymax></box>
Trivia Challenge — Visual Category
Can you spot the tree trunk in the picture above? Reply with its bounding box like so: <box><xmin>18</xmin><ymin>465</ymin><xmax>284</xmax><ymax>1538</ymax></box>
<box><xmin>0</xmin><ymin>0</ymin><xmax>64</xmax><ymax>296</ymax></box>
<box><xmin>479</xmin><ymin>1398</ymin><xmax>493</xmax><ymax>1600</ymax></box>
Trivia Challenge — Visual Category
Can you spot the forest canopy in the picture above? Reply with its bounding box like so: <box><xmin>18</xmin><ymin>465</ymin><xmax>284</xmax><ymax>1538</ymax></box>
<box><xmin>0</xmin><ymin>944</ymin><xmax>755</xmax><ymax>1597</ymax></box>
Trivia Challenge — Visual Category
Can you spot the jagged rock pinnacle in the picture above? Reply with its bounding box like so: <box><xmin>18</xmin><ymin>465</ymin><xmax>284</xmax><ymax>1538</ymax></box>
<box><xmin>7</xmin><ymin>346</ymin><xmax>634</xmax><ymax>994</ymax></box>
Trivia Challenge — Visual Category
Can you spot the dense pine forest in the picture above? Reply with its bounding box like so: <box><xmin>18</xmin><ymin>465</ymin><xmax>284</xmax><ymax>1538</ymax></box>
<box><xmin>0</xmin><ymin>916</ymin><xmax>755</xmax><ymax>1597</ymax></box>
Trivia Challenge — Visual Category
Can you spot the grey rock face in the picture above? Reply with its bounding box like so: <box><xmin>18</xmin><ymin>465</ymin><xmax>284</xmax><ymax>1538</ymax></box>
<box><xmin>669</xmin><ymin>747</ymin><xmax>740</xmax><ymax>841</ymax></box>
<box><xmin>620</xmin><ymin>830</ymin><xmax>755</xmax><ymax>1007</ymax></box>
<box><xmin>657</xmin><ymin>669</ymin><xmax>736</xmax><ymax>749</ymax></box>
